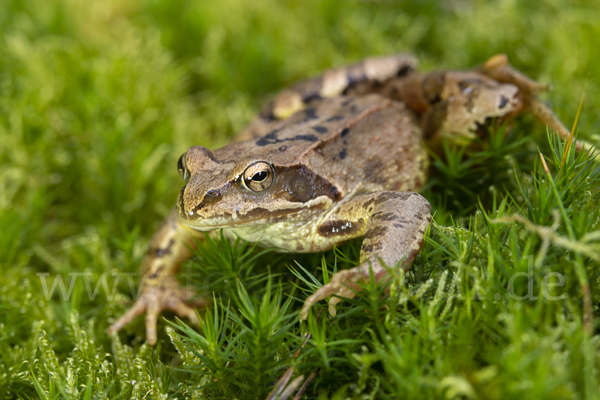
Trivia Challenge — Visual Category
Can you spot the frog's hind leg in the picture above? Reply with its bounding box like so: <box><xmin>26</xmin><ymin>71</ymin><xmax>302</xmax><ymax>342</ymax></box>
<box><xmin>264</xmin><ymin>54</ymin><xmax>417</xmax><ymax>120</ymax></box>
<box><xmin>480</xmin><ymin>54</ymin><xmax>592</xmax><ymax>153</ymax></box>
<box><xmin>415</xmin><ymin>70</ymin><xmax>525</xmax><ymax>146</ymax></box>
<box><xmin>523</xmin><ymin>95</ymin><xmax>586</xmax><ymax>153</ymax></box>
<box><xmin>236</xmin><ymin>54</ymin><xmax>418</xmax><ymax>142</ymax></box>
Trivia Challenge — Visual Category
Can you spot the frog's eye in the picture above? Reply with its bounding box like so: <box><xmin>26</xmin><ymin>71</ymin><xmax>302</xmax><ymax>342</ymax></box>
<box><xmin>242</xmin><ymin>161</ymin><xmax>275</xmax><ymax>192</ymax></box>
<box><xmin>177</xmin><ymin>153</ymin><xmax>190</xmax><ymax>182</ymax></box>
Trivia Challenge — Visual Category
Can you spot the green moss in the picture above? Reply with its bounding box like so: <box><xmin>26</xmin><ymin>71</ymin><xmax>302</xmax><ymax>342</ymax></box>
<box><xmin>1</xmin><ymin>0</ymin><xmax>599</xmax><ymax>398</ymax></box>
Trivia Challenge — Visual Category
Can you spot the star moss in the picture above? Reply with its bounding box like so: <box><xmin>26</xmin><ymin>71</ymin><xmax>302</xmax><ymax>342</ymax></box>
<box><xmin>1</xmin><ymin>0</ymin><xmax>599</xmax><ymax>398</ymax></box>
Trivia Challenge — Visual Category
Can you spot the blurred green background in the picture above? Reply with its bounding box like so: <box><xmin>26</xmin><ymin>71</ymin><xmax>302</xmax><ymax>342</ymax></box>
<box><xmin>1</xmin><ymin>0</ymin><xmax>599</xmax><ymax>398</ymax></box>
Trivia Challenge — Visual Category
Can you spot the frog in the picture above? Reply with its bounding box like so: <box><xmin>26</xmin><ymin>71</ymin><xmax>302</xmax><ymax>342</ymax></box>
<box><xmin>108</xmin><ymin>53</ymin><xmax>577</xmax><ymax>345</ymax></box>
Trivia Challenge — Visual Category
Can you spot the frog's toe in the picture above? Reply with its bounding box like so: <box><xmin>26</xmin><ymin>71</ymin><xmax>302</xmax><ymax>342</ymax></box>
<box><xmin>145</xmin><ymin>302</ymin><xmax>160</xmax><ymax>345</ymax></box>
<box><xmin>144</xmin><ymin>289</ymin><xmax>203</xmax><ymax>344</ymax></box>
<box><xmin>300</xmin><ymin>284</ymin><xmax>334</xmax><ymax>319</ymax></box>
<box><xmin>167</xmin><ymin>296</ymin><xmax>201</xmax><ymax>325</ymax></box>
<box><xmin>108</xmin><ymin>300</ymin><xmax>148</xmax><ymax>336</ymax></box>
<box><xmin>300</xmin><ymin>269</ymin><xmax>362</xmax><ymax>319</ymax></box>
<box><xmin>327</xmin><ymin>285</ymin><xmax>357</xmax><ymax>317</ymax></box>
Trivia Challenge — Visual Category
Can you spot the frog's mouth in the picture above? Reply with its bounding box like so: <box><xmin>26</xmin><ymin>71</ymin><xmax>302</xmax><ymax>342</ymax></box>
<box><xmin>176</xmin><ymin>188</ymin><xmax>334</xmax><ymax>231</ymax></box>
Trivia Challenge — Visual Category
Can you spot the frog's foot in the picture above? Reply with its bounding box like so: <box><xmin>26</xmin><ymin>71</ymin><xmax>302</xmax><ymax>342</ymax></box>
<box><xmin>300</xmin><ymin>263</ymin><xmax>391</xmax><ymax>319</ymax></box>
<box><xmin>480</xmin><ymin>54</ymin><xmax>592</xmax><ymax>154</ymax></box>
<box><xmin>108</xmin><ymin>278</ymin><xmax>208</xmax><ymax>345</ymax></box>
<box><xmin>524</xmin><ymin>91</ymin><xmax>595</xmax><ymax>154</ymax></box>
<box><xmin>417</xmin><ymin>68</ymin><xmax>525</xmax><ymax>146</ymax></box>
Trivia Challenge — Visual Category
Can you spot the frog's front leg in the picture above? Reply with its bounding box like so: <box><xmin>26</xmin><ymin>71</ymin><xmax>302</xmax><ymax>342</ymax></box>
<box><xmin>300</xmin><ymin>191</ymin><xmax>431</xmax><ymax>319</ymax></box>
<box><xmin>108</xmin><ymin>210</ymin><xmax>207</xmax><ymax>344</ymax></box>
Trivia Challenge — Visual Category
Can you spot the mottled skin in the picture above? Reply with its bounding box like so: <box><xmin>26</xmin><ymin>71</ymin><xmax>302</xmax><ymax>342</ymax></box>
<box><xmin>108</xmin><ymin>54</ymin><xmax>576</xmax><ymax>344</ymax></box>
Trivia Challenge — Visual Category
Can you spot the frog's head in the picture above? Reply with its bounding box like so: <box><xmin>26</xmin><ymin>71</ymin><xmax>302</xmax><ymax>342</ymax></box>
<box><xmin>176</xmin><ymin>145</ymin><xmax>340</xmax><ymax>231</ymax></box>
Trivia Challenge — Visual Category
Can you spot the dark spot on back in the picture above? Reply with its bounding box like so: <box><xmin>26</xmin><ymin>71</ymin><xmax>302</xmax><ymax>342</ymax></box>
<box><xmin>301</xmin><ymin>93</ymin><xmax>322</xmax><ymax>103</ymax></box>
<box><xmin>256</xmin><ymin>129</ymin><xmax>281</xmax><ymax>146</ymax></box>
<box><xmin>346</xmin><ymin>64</ymin><xmax>368</xmax><ymax>85</ymax></box>
<box><xmin>340</xmin><ymin>127</ymin><xmax>351</xmax><ymax>137</ymax></box>
<box><xmin>260</xmin><ymin>102</ymin><xmax>278</xmax><ymax>119</ymax></box>
<box><xmin>312</xmin><ymin>126</ymin><xmax>328</xmax><ymax>134</ymax></box>
<box><xmin>326</xmin><ymin>115</ymin><xmax>345</xmax><ymax>122</ymax></box>
<box><xmin>294</xmin><ymin>134</ymin><xmax>318</xmax><ymax>142</ymax></box>
<box><xmin>256</xmin><ymin>130</ymin><xmax>318</xmax><ymax>146</ymax></box>
<box><xmin>396</xmin><ymin>64</ymin><xmax>414</xmax><ymax>77</ymax></box>
<box><xmin>297</xmin><ymin>76</ymin><xmax>324</xmax><ymax>102</ymax></box>
<box><xmin>339</xmin><ymin>148</ymin><xmax>347</xmax><ymax>160</ymax></box>
<box><xmin>303</xmin><ymin>107</ymin><xmax>319</xmax><ymax>121</ymax></box>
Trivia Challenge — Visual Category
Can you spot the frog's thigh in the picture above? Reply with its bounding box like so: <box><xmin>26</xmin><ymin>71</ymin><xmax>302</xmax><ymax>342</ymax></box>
<box><xmin>303</xmin><ymin>191</ymin><xmax>431</xmax><ymax>318</ymax></box>
<box><xmin>422</xmin><ymin>80</ymin><xmax>522</xmax><ymax>144</ymax></box>
<box><xmin>268</xmin><ymin>54</ymin><xmax>418</xmax><ymax>119</ymax></box>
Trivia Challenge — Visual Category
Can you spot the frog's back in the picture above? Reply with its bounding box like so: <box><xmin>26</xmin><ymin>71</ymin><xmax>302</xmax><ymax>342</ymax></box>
<box><xmin>231</xmin><ymin>94</ymin><xmax>428</xmax><ymax>198</ymax></box>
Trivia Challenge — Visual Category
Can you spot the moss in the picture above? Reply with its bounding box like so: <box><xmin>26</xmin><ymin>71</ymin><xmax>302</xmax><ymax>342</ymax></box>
<box><xmin>1</xmin><ymin>0</ymin><xmax>599</xmax><ymax>398</ymax></box>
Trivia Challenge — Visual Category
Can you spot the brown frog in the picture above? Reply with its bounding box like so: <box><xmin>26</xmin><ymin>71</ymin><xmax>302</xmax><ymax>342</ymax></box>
<box><xmin>108</xmin><ymin>54</ymin><xmax>577</xmax><ymax>344</ymax></box>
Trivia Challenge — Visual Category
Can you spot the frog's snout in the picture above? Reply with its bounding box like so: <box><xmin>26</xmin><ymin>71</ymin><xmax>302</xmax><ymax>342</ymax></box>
<box><xmin>177</xmin><ymin>182</ymin><xmax>225</xmax><ymax>225</ymax></box>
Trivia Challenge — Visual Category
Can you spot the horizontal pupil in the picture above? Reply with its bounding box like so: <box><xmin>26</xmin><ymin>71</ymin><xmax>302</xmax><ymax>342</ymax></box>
<box><xmin>252</xmin><ymin>171</ymin><xmax>267</xmax><ymax>181</ymax></box>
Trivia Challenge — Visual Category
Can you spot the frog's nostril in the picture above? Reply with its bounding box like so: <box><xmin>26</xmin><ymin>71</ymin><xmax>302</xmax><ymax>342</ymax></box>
<box><xmin>187</xmin><ymin>189</ymin><xmax>223</xmax><ymax>216</ymax></box>
<box><xmin>203</xmin><ymin>190</ymin><xmax>222</xmax><ymax>206</ymax></box>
